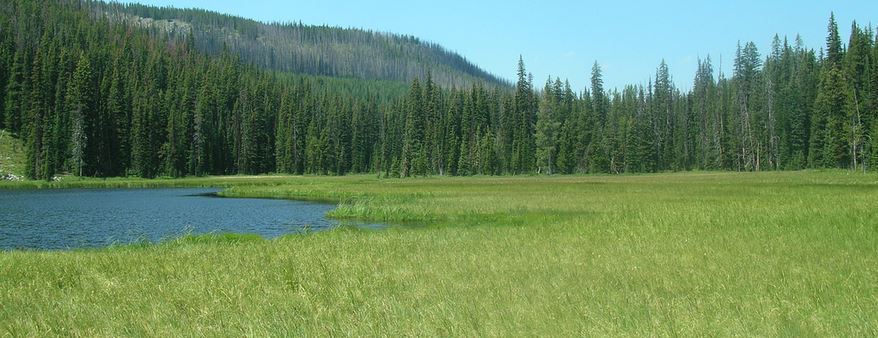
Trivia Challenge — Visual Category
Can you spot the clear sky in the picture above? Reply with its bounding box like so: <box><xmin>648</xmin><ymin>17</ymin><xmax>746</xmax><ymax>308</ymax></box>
<box><xmin>118</xmin><ymin>0</ymin><xmax>876</xmax><ymax>92</ymax></box>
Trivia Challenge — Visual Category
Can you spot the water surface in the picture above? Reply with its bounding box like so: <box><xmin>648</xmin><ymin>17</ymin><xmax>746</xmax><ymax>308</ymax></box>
<box><xmin>0</xmin><ymin>188</ymin><xmax>370</xmax><ymax>250</ymax></box>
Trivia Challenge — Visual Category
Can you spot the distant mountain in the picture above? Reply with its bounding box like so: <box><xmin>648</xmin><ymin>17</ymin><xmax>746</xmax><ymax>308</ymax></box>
<box><xmin>94</xmin><ymin>2</ymin><xmax>508</xmax><ymax>88</ymax></box>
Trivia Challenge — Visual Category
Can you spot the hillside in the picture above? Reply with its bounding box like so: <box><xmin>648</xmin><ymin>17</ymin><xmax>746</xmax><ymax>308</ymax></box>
<box><xmin>0</xmin><ymin>130</ymin><xmax>25</xmax><ymax>178</ymax></box>
<box><xmin>94</xmin><ymin>2</ymin><xmax>508</xmax><ymax>88</ymax></box>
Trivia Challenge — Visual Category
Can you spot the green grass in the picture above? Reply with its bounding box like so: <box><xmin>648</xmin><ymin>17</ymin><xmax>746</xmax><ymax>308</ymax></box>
<box><xmin>1</xmin><ymin>171</ymin><xmax>877</xmax><ymax>336</ymax></box>
<box><xmin>0</xmin><ymin>129</ymin><xmax>26</xmax><ymax>177</ymax></box>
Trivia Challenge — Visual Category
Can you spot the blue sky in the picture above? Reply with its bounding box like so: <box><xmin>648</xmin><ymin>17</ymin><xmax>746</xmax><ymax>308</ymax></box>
<box><xmin>120</xmin><ymin>0</ymin><xmax>876</xmax><ymax>91</ymax></box>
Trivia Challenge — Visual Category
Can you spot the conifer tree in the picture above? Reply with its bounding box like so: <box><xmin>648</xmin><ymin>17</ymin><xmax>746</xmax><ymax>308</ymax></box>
<box><xmin>811</xmin><ymin>14</ymin><xmax>848</xmax><ymax>168</ymax></box>
<box><xmin>66</xmin><ymin>53</ymin><xmax>95</xmax><ymax>177</ymax></box>
<box><xmin>3</xmin><ymin>49</ymin><xmax>26</xmax><ymax>135</ymax></box>
<box><xmin>401</xmin><ymin>78</ymin><xmax>422</xmax><ymax>177</ymax></box>
<box><xmin>536</xmin><ymin>79</ymin><xmax>560</xmax><ymax>174</ymax></box>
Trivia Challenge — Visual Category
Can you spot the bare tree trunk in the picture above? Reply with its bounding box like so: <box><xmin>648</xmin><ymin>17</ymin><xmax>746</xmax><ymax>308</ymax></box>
<box><xmin>852</xmin><ymin>90</ymin><xmax>862</xmax><ymax>171</ymax></box>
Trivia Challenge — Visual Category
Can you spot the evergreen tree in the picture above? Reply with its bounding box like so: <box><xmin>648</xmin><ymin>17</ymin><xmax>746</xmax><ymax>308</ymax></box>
<box><xmin>24</xmin><ymin>50</ymin><xmax>46</xmax><ymax>179</ymax></box>
<box><xmin>591</xmin><ymin>62</ymin><xmax>607</xmax><ymax>125</ymax></box>
<box><xmin>811</xmin><ymin>14</ymin><xmax>848</xmax><ymax>168</ymax></box>
<box><xmin>3</xmin><ymin>49</ymin><xmax>26</xmax><ymax>135</ymax></box>
<box><xmin>733</xmin><ymin>42</ymin><xmax>762</xmax><ymax>170</ymax></box>
<box><xmin>535</xmin><ymin>79</ymin><xmax>560</xmax><ymax>174</ymax></box>
<box><xmin>842</xmin><ymin>22</ymin><xmax>871</xmax><ymax>170</ymax></box>
<box><xmin>66</xmin><ymin>53</ymin><xmax>95</xmax><ymax>177</ymax></box>
<box><xmin>401</xmin><ymin>78</ymin><xmax>423</xmax><ymax>177</ymax></box>
<box><xmin>512</xmin><ymin>56</ymin><xmax>534</xmax><ymax>173</ymax></box>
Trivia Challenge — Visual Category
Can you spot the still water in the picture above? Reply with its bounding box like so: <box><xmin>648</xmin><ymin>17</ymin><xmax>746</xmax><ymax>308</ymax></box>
<box><xmin>0</xmin><ymin>188</ymin><xmax>369</xmax><ymax>250</ymax></box>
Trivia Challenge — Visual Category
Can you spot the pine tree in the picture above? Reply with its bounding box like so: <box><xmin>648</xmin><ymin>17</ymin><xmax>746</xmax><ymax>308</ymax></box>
<box><xmin>512</xmin><ymin>56</ymin><xmax>534</xmax><ymax>174</ymax></box>
<box><xmin>733</xmin><ymin>43</ymin><xmax>762</xmax><ymax>170</ymax></box>
<box><xmin>423</xmin><ymin>71</ymin><xmax>440</xmax><ymax>174</ymax></box>
<box><xmin>633</xmin><ymin>85</ymin><xmax>655</xmax><ymax>172</ymax></box>
<box><xmin>443</xmin><ymin>92</ymin><xmax>462</xmax><ymax>175</ymax></box>
<box><xmin>191</xmin><ymin>77</ymin><xmax>213</xmax><ymax>175</ymax></box>
<box><xmin>401</xmin><ymin>78</ymin><xmax>423</xmax><ymax>177</ymax></box>
<box><xmin>104</xmin><ymin>59</ymin><xmax>127</xmax><ymax>176</ymax></box>
<box><xmin>479</xmin><ymin>128</ymin><xmax>496</xmax><ymax>175</ymax></box>
<box><xmin>870</xmin><ymin>30</ymin><xmax>878</xmax><ymax>170</ymax></box>
<box><xmin>843</xmin><ymin>22</ymin><xmax>871</xmax><ymax>170</ymax></box>
<box><xmin>787</xmin><ymin>37</ymin><xmax>817</xmax><ymax>169</ymax></box>
<box><xmin>591</xmin><ymin>62</ymin><xmax>607</xmax><ymax>125</ymax></box>
<box><xmin>292</xmin><ymin>81</ymin><xmax>309</xmax><ymax>174</ymax></box>
<box><xmin>24</xmin><ymin>50</ymin><xmax>46</xmax><ymax>179</ymax></box>
<box><xmin>536</xmin><ymin>79</ymin><xmax>560</xmax><ymax>174</ymax></box>
<box><xmin>692</xmin><ymin>57</ymin><xmax>719</xmax><ymax>168</ymax></box>
<box><xmin>3</xmin><ymin>49</ymin><xmax>26</xmax><ymax>135</ymax></box>
<box><xmin>0</xmin><ymin>20</ymin><xmax>12</xmax><ymax>131</ymax></box>
<box><xmin>826</xmin><ymin>13</ymin><xmax>843</xmax><ymax>65</ymax></box>
<box><xmin>457</xmin><ymin>91</ymin><xmax>474</xmax><ymax>176</ymax></box>
<box><xmin>66</xmin><ymin>53</ymin><xmax>95</xmax><ymax>177</ymax></box>
<box><xmin>305</xmin><ymin>107</ymin><xmax>323</xmax><ymax>174</ymax></box>
<box><xmin>555</xmin><ymin>116</ymin><xmax>578</xmax><ymax>174</ymax></box>
<box><xmin>349</xmin><ymin>102</ymin><xmax>367</xmax><ymax>173</ymax></box>
<box><xmin>811</xmin><ymin>14</ymin><xmax>848</xmax><ymax>168</ymax></box>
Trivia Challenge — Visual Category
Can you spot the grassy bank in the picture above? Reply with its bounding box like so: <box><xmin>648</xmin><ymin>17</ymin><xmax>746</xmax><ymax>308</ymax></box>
<box><xmin>0</xmin><ymin>130</ymin><xmax>25</xmax><ymax>177</ymax></box>
<box><xmin>1</xmin><ymin>171</ymin><xmax>877</xmax><ymax>335</ymax></box>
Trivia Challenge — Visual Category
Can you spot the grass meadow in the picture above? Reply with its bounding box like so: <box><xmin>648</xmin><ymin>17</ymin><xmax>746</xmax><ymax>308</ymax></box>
<box><xmin>1</xmin><ymin>171</ymin><xmax>877</xmax><ymax>336</ymax></box>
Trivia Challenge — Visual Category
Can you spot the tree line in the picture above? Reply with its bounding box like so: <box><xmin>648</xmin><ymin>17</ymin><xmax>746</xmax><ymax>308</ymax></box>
<box><xmin>2</xmin><ymin>0</ymin><xmax>876</xmax><ymax>179</ymax></box>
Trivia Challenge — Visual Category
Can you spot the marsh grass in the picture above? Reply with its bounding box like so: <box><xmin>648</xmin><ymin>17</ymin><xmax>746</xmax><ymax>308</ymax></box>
<box><xmin>1</xmin><ymin>171</ymin><xmax>877</xmax><ymax>336</ymax></box>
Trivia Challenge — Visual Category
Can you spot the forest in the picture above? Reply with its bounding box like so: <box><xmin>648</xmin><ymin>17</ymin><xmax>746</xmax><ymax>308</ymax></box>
<box><xmin>1</xmin><ymin>0</ymin><xmax>877</xmax><ymax>179</ymax></box>
<box><xmin>97</xmin><ymin>2</ymin><xmax>507</xmax><ymax>88</ymax></box>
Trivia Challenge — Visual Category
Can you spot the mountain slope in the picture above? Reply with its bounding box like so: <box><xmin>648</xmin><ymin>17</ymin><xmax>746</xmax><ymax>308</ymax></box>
<box><xmin>95</xmin><ymin>2</ymin><xmax>508</xmax><ymax>88</ymax></box>
<box><xmin>0</xmin><ymin>130</ymin><xmax>26</xmax><ymax>178</ymax></box>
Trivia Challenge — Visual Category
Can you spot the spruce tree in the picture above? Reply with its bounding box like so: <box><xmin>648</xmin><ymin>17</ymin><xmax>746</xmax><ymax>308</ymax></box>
<box><xmin>535</xmin><ymin>79</ymin><xmax>560</xmax><ymax>174</ymax></box>
<box><xmin>3</xmin><ymin>49</ymin><xmax>26</xmax><ymax>135</ymax></box>
<box><xmin>811</xmin><ymin>14</ymin><xmax>848</xmax><ymax>168</ymax></box>
<box><xmin>66</xmin><ymin>53</ymin><xmax>95</xmax><ymax>177</ymax></box>
<box><xmin>400</xmin><ymin>78</ymin><xmax>422</xmax><ymax>177</ymax></box>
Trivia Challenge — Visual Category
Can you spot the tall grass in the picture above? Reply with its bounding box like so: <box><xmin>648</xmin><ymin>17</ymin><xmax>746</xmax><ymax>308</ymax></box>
<box><xmin>1</xmin><ymin>171</ymin><xmax>877</xmax><ymax>335</ymax></box>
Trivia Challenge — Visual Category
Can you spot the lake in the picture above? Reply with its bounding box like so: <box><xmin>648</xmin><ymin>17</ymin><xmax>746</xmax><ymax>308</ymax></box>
<box><xmin>0</xmin><ymin>188</ymin><xmax>374</xmax><ymax>250</ymax></box>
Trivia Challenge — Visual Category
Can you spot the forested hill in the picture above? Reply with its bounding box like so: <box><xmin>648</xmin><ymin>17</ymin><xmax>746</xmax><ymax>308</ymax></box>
<box><xmin>0</xmin><ymin>0</ymin><xmax>408</xmax><ymax>179</ymax></box>
<box><xmin>92</xmin><ymin>2</ymin><xmax>507</xmax><ymax>88</ymax></box>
